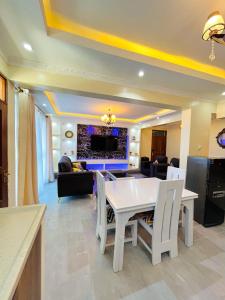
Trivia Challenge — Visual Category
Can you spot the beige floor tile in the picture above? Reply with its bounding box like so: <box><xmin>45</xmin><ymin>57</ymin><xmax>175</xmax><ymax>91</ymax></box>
<box><xmin>40</xmin><ymin>182</ymin><xmax>225</xmax><ymax>300</ymax></box>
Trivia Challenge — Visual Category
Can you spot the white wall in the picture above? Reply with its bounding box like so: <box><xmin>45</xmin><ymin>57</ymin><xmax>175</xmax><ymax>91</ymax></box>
<box><xmin>179</xmin><ymin>109</ymin><xmax>191</xmax><ymax>169</ymax></box>
<box><xmin>140</xmin><ymin>112</ymin><xmax>182</xmax><ymax>161</ymax></box>
<box><xmin>51</xmin><ymin>116</ymin><xmax>141</xmax><ymax>171</ymax></box>
<box><xmin>140</xmin><ymin>122</ymin><xmax>181</xmax><ymax>161</ymax></box>
<box><xmin>166</xmin><ymin>123</ymin><xmax>181</xmax><ymax>161</ymax></box>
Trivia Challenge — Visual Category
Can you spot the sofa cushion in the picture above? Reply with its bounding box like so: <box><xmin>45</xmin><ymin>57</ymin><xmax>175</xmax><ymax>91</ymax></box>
<box><xmin>155</xmin><ymin>155</ymin><xmax>168</xmax><ymax>164</ymax></box>
<box><xmin>58</xmin><ymin>156</ymin><xmax>73</xmax><ymax>172</ymax></box>
<box><xmin>73</xmin><ymin>162</ymin><xmax>83</xmax><ymax>170</ymax></box>
<box><xmin>170</xmin><ymin>158</ymin><xmax>179</xmax><ymax>168</ymax></box>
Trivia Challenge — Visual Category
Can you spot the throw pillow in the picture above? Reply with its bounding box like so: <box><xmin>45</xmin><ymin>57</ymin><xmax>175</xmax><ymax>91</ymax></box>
<box><xmin>73</xmin><ymin>162</ymin><xmax>83</xmax><ymax>170</ymax></box>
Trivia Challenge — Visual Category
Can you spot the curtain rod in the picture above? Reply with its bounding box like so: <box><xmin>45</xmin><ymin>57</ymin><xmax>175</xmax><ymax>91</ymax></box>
<box><xmin>16</xmin><ymin>86</ymin><xmax>47</xmax><ymax>116</ymax></box>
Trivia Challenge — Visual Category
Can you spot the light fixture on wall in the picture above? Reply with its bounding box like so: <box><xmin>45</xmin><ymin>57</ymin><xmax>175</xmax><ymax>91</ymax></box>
<box><xmin>202</xmin><ymin>11</ymin><xmax>225</xmax><ymax>61</ymax></box>
<box><xmin>101</xmin><ymin>109</ymin><xmax>116</xmax><ymax>126</ymax></box>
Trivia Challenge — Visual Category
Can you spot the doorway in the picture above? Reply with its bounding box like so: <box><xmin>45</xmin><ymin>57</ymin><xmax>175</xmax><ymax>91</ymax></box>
<box><xmin>151</xmin><ymin>130</ymin><xmax>167</xmax><ymax>161</ymax></box>
<box><xmin>0</xmin><ymin>74</ymin><xmax>8</xmax><ymax>207</ymax></box>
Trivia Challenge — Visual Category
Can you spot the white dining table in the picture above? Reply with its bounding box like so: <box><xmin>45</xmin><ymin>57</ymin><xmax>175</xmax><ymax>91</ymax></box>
<box><xmin>105</xmin><ymin>177</ymin><xmax>198</xmax><ymax>272</ymax></box>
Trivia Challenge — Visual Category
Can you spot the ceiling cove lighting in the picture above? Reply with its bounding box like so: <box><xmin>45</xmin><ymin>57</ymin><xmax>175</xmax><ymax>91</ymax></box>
<box><xmin>23</xmin><ymin>42</ymin><xmax>33</xmax><ymax>52</ymax></box>
<box><xmin>202</xmin><ymin>11</ymin><xmax>225</xmax><ymax>61</ymax></box>
<box><xmin>101</xmin><ymin>109</ymin><xmax>116</xmax><ymax>126</ymax></box>
<box><xmin>138</xmin><ymin>70</ymin><xmax>144</xmax><ymax>77</ymax></box>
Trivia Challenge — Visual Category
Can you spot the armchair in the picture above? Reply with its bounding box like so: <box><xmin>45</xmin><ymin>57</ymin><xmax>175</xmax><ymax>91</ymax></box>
<box><xmin>151</xmin><ymin>155</ymin><xmax>168</xmax><ymax>179</ymax></box>
<box><xmin>170</xmin><ymin>157</ymin><xmax>180</xmax><ymax>168</ymax></box>
<box><xmin>140</xmin><ymin>157</ymin><xmax>153</xmax><ymax>177</ymax></box>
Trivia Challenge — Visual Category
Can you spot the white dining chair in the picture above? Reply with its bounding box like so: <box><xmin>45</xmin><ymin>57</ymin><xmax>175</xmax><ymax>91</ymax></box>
<box><xmin>167</xmin><ymin>166</ymin><xmax>186</xmax><ymax>184</ymax></box>
<box><xmin>138</xmin><ymin>179</ymin><xmax>184</xmax><ymax>265</ymax></box>
<box><xmin>105</xmin><ymin>170</ymin><xmax>135</xmax><ymax>181</ymax></box>
<box><xmin>167</xmin><ymin>166</ymin><xmax>186</xmax><ymax>225</ymax></box>
<box><xmin>96</xmin><ymin>171</ymin><xmax>137</xmax><ymax>254</ymax></box>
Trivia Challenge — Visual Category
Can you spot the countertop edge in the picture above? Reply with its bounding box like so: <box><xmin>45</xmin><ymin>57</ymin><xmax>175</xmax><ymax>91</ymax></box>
<box><xmin>0</xmin><ymin>204</ymin><xmax>46</xmax><ymax>300</ymax></box>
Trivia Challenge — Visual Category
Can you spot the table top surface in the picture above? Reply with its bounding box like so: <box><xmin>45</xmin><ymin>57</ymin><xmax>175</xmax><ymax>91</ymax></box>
<box><xmin>0</xmin><ymin>204</ymin><xmax>46</xmax><ymax>300</ymax></box>
<box><xmin>105</xmin><ymin>177</ymin><xmax>198</xmax><ymax>212</ymax></box>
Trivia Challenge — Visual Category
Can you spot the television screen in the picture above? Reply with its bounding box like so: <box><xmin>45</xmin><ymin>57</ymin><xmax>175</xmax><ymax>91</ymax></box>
<box><xmin>91</xmin><ymin>135</ymin><xmax>118</xmax><ymax>151</ymax></box>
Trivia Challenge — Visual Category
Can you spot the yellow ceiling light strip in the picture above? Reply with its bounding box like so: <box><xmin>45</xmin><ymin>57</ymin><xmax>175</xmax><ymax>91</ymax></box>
<box><xmin>41</xmin><ymin>0</ymin><xmax>225</xmax><ymax>80</ymax></box>
<box><xmin>44</xmin><ymin>91</ymin><xmax>135</xmax><ymax>122</ymax></box>
<box><xmin>44</xmin><ymin>91</ymin><xmax>173</xmax><ymax>123</ymax></box>
<box><xmin>135</xmin><ymin>109</ymin><xmax>174</xmax><ymax>122</ymax></box>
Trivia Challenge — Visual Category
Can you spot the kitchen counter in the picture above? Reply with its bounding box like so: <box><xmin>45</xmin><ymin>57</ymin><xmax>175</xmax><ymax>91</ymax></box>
<box><xmin>0</xmin><ymin>204</ymin><xmax>46</xmax><ymax>300</ymax></box>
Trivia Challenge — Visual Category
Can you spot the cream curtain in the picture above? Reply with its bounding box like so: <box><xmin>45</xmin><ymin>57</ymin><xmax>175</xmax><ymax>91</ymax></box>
<box><xmin>46</xmin><ymin>116</ymin><xmax>54</xmax><ymax>182</ymax></box>
<box><xmin>18</xmin><ymin>91</ymin><xmax>38</xmax><ymax>205</ymax></box>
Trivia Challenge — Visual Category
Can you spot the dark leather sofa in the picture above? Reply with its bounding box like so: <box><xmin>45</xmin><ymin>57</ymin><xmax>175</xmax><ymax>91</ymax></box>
<box><xmin>141</xmin><ymin>156</ymin><xmax>168</xmax><ymax>178</ymax></box>
<box><xmin>140</xmin><ymin>157</ymin><xmax>153</xmax><ymax>177</ymax></box>
<box><xmin>57</xmin><ymin>156</ymin><xmax>94</xmax><ymax>198</ymax></box>
<box><xmin>170</xmin><ymin>157</ymin><xmax>179</xmax><ymax>168</ymax></box>
<box><xmin>152</xmin><ymin>157</ymin><xmax>180</xmax><ymax>179</ymax></box>
<box><xmin>152</xmin><ymin>155</ymin><xmax>168</xmax><ymax>179</ymax></box>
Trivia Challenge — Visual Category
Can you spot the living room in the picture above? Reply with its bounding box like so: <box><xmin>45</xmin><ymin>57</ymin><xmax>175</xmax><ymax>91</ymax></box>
<box><xmin>2</xmin><ymin>0</ymin><xmax>225</xmax><ymax>299</ymax></box>
<box><xmin>34</xmin><ymin>89</ymin><xmax>181</xmax><ymax>201</ymax></box>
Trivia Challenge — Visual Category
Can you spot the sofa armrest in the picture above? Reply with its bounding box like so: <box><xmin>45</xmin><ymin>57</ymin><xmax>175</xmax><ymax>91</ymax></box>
<box><xmin>57</xmin><ymin>171</ymin><xmax>94</xmax><ymax>197</ymax></box>
<box><xmin>155</xmin><ymin>163</ymin><xmax>169</xmax><ymax>172</ymax></box>
<box><xmin>141</xmin><ymin>161</ymin><xmax>151</xmax><ymax>168</ymax></box>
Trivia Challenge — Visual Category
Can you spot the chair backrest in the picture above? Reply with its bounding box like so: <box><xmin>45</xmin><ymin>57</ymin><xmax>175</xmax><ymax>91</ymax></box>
<box><xmin>58</xmin><ymin>156</ymin><xmax>72</xmax><ymax>172</ymax></box>
<box><xmin>105</xmin><ymin>171</ymin><xmax>135</xmax><ymax>181</ymax></box>
<box><xmin>170</xmin><ymin>158</ymin><xmax>179</xmax><ymax>168</ymax></box>
<box><xmin>96</xmin><ymin>171</ymin><xmax>107</xmax><ymax>228</ymax></box>
<box><xmin>105</xmin><ymin>171</ymin><xmax>117</xmax><ymax>181</ymax></box>
<box><xmin>141</xmin><ymin>156</ymin><xmax>149</xmax><ymax>162</ymax></box>
<box><xmin>153</xmin><ymin>180</ymin><xmax>183</xmax><ymax>243</ymax></box>
<box><xmin>167</xmin><ymin>166</ymin><xmax>186</xmax><ymax>185</ymax></box>
<box><xmin>155</xmin><ymin>155</ymin><xmax>168</xmax><ymax>164</ymax></box>
<box><xmin>116</xmin><ymin>177</ymin><xmax>135</xmax><ymax>180</ymax></box>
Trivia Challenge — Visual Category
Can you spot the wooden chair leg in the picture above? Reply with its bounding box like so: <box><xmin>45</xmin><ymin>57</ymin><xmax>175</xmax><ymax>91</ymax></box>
<box><xmin>169</xmin><ymin>242</ymin><xmax>178</xmax><ymax>258</ymax></box>
<box><xmin>152</xmin><ymin>252</ymin><xmax>161</xmax><ymax>265</ymax></box>
<box><xmin>152</xmin><ymin>243</ymin><xmax>161</xmax><ymax>265</ymax></box>
<box><xmin>96</xmin><ymin>225</ymin><xmax>100</xmax><ymax>239</ymax></box>
<box><xmin>100</xmin><ymin>228</ymin><xmax>107</xmax><ymax>254</ymax></box>
<box><xmin>131</xmin><ymin>221</ymin><xmax>137</xmax><ymax>246</ymax></box>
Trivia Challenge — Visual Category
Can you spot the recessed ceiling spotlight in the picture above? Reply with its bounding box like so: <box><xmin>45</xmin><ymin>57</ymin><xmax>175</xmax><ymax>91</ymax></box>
<box><xmin>222</xmin><ymin>91</ymin><xmax>225</xmax><ymax>96</ymax></box>
<box><xmin>138</xmin><ymin>70</ymin><xmax>144</xmax><ymax>77</ymax></box>
<box><xmin>156</xmin><ymin>116</ymin><xmax>160</xmax><ymax>120</ymax></box>
<box><xmin>23</xmin><ymin>42</ymin><xmax>33</xmax><ymax>52</ymax></box>
<box><xmin>42</xmin><ymin>103</ymin><xmax>47</xmax><ymax>107</ymax></box>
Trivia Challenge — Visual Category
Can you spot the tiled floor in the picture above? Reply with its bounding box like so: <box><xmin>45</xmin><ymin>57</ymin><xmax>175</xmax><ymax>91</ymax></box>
<box><xmin>40</xmin><ymin>182</ymin><xmax>225</xmax><ymax>300</ymax></box>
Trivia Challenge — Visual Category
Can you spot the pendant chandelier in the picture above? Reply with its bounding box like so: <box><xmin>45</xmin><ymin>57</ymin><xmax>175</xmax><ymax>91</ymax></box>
<box><xmin>101</xmin><ymin>109</ymin><xmax>116</xmax><ymax>126</ymax></box>
<box><xmin>202</xmin><ymin>11</ymin><xmax>225</xmax><ymax>61</ymax></box>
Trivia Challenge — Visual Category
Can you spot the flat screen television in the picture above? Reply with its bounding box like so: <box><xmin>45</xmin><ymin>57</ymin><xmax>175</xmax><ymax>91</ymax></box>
<box><xmin>91</xmin><ymin>135</ymin><xmax>118</xmax><ymax>151</ymax></box>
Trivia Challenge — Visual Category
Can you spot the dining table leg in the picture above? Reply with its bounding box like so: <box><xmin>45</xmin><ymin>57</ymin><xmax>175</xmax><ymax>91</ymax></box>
<box><xmin>113</xmin><ymin>212</ymin><xmax>133</xmax><ymax>272</ymax></box>
<box><xmin>183</xmin><ymin>198</ymin><xmax>194</xmax><ymax>247</ymax></box>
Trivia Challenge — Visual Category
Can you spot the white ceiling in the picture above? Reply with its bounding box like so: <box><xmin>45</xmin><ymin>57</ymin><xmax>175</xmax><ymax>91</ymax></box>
<box><xmin>53</xmin><ymin>92</ymin><xmax>161</xmax><ymax>118</ymax></box>
<box><xmin>51</xmin><ymin>0</ymin><xmax>225</xmax><ymax>68</ymax></box>
<box><xmin>0</xmin><ymin>0</ymin><xmax>225</xmax><ymax>105</ymax></box>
